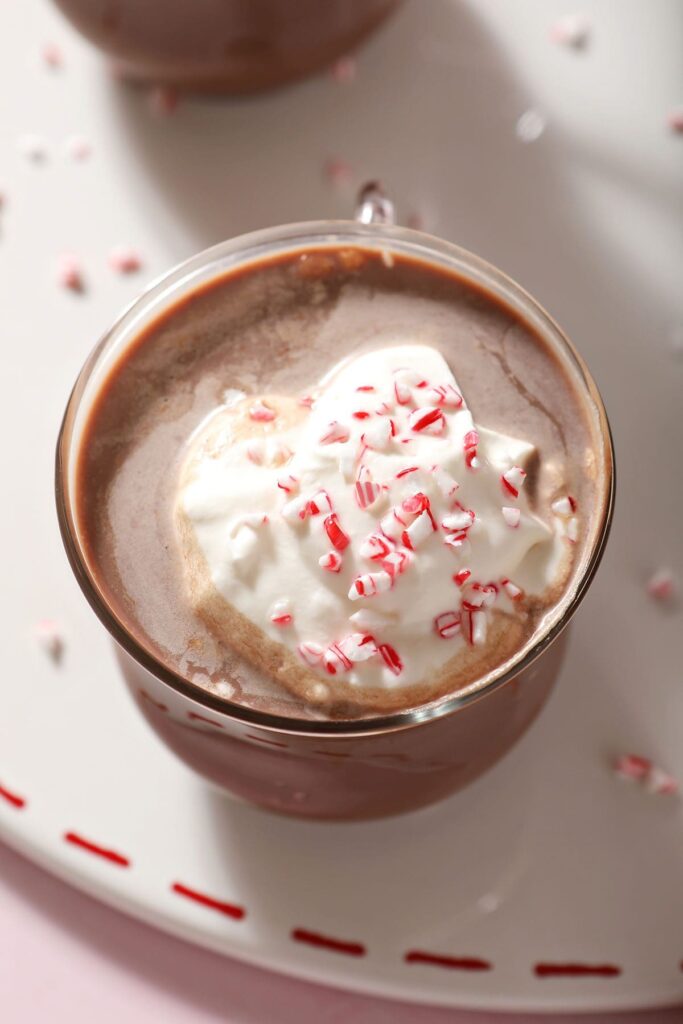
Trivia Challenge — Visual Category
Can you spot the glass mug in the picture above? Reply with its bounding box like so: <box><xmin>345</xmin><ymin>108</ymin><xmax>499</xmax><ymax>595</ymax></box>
<box><xmin>56</xmin><ymin>187</ymin><xmax>615</xmax><ymax>820</ymax></box>
<box><xmin>51</xmin><ymin>0</ymin><xmax>399</xmax><ymax>93</ymax></box>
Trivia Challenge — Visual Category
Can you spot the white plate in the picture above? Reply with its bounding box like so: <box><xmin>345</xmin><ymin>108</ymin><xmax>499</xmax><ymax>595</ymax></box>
<box><xmin>1</xmin><ymin>0</ymin><xmax>682</xmax><ymax>1013</ymax></box>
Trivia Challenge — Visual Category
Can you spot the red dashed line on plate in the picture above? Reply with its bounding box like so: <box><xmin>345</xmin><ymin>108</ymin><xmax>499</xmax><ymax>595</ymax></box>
<box><xmin>171</xmin><ymin>882</ymin><xmax>245</xmax><ymax>920</ymax></box>
<box><xmin>0</xmin><ymin>782</ymin><xmax>26</xmax><ymax>809</ymax></box>
<box><xmin>187</xmin><ymin>711</ymin><xmax>225</xmax><ymax>729</ymax></box>
<box><xmin>244</xmin><ymin>733</ymin><xmax>288</xmax><ymax>749</ymax></box>
<box><xmin>63</xmin><ymin>831</ymin><xmax>130</xmax><ymax>867</ymax></box>
<box><xmin>291</xmin><ymin>927</ymin><xmax>366</xmax><ymax>957</ymax></box>
<box><xmin>405</xmin><ymin>950</ymin><xmax>492</xmax><ymax>971</ymax></box>
<box><xmin>534</xmin><ymin>962</ymin><xmax>622</xmax><ymax>978</ymax></box>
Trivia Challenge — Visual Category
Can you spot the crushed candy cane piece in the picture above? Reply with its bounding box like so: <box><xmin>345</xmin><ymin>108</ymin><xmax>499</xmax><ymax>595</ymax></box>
<box><xmin>355</xmin><ymin>466</ymin><xmax>382</xmax><ymax>509</ymax></box>
<box><xmin>108</xmin><ymin>246</ymin><xmax>142</xmax><ymax>274</ymax></box>
<box><xmin>408</xmin><ymin>406</ymin><xmax>445</xmax><ymax>435</ymax></box>
<box><xmin>362</xmin><ymin>417</ymin><xmax>393</xmax><ymax>450</ymax></box>
<box><xmin>319</xmin><ymin>550</ymin><xmax>342</xmax><ymax>573</ymax></box>
<box><xmin>453</xmin><ymin>568</ymin><xmax>472</xmax><ymax>588</ymax></box>
<box><xmin>56</xmin><ymin>253</ymin><xmax>84</xmax><ymax>292</ymax></box>
<box><xmin>549</xmin><ymin>13</ymin><xmax>591</xmax><ymax>48</ymax></box>
<box><xmin>348</xmin><ymin>571</ymin><xmax>392</xmax><ymax>600</ymax></box>
<box><xmin>324</xmin><ymin>512</ymin><xmax>350</xmax><ymax>551</ymax></box>
<box><xmin>319</xmin><ymin>421</ymin><xmax>350</xmax><ymax>445</ymax></box>
<box><xmin>551</xmin><ymin>495</ymin><xmax>577</xmax><ymax>517</ymax></box>
<box><xmin>614</xmin><ymin>754</ymin><xmax>679</xmax><ymax>796</ymax></box>
<box><xmin>298</xmin><ymin>642</ymin><xmax>324</xmax><ymax>667</ymax></box>
<box><xmin>463</xmin><ymin>430</ymin><xmax>479</xmax><ymax>469</ymax></box>
<box><xmin>277</xmin><ymin>473</ymin><xmax>299</xmax><ymax>494</ymax></box>
<box><xmin>401</xmin><ymin>509</ymin><xmax>435</xmax><ymax>550</ymax></box>
<box><xmin>360</xmin><ymin>532</ymin><xmax>395</xmax><ymax>560</ymax></box>
<box><xmin>33</xmin><ymin>619</ymin><xmax>64</xmax><ymax>663</ymax></box>
<box><xmin>331</xmin><ymin>56</ymin><xmax>356</xmax><ymax>83</ymax></box>
<box><xmin>614</xmin><ymin>754</ymin><xmax>652</xmax><ymax>780</ymax></box>
<box><xmin>148</xmin><ymin>85</ymin><xmax>179</xmax><ymax>116</ymax></box>
<box><xmin>281</xmin><ymin>493</ymin><xmax>309</xmax><ymax>523</ymax></box>
<box><xmin>427</xmin><ymin>383</ymin><xmax>462</xmax><ymax>408</ymax></box>
<box><xmin>502</xmin><ymin>506</ymin><xmax>521</xmax><ymax>528</ymax></box>
<box><xmin>338</xmin><ymin>633</ymin><xmax>377</xmax><ymax>662</ymax></box>
<box><xmin>42</xmin><ymin>42</ymin><xmax>63</xmax><ymax>68</ymax></box>
<box><xmin>303</xmin><ymin>489</ymin><xmax>334</xmax><ymax>517</ymax></box>
<box><xmin>270</xmin><ymin>599</ymin><xmax>293</xmax><ymax>626</ymax></box>
<box><xmin>382</xmin><ymin>549</ymin><xmax>411</xmax><ymax>579</ymax></box>
<box><xmin>378</xmin><ymin>643</ymin><xmax>403</xmax><ymax>676</ymax></box>
<box><xmin>501</xmin><ymin>577</ymin><xmax>524</xmax><ymax>601</ymax></box>
<box><xmin>431</xmin><ymin>465</ymin><xmax>458</xmax><ymax>497</ymax></box>
<box><xmin>434</xmin><ymin>611</ymin><xmax>461</xmax><ymax>639</ymax></box>
<box><xmin>501</xmin><ymin>466</ymin><xmax>527</xmax><ymax>499</ymax></box>
<box><xmin>646</xmin><ymin>568</ymin><xmax>677</xmax><ymax>602</ymax></box>
<box><xmin>566</xmin><ymin>517</ymin><xmax>578</xmax><ymax>543</ymax></box>
<box><xmin>323</xmin><ymin>642</ymin><xmax>352</xmax><ymax>675</ymax></box>
<box><xmin>463</xmin><ymin>607</ymin><xmax>487</xmax><ymax>645</ymax></box>
<box><xmin>249</xmin><ymin>400</ymin><xmax>276</xmax><ymax>422</ymax></box>
<box><xmin>442</xmin><ymin>508</ymin><xmax>474</xmax><ymax>531</ymax></box>
<box><xmin>646</xmin><ymin>767</ymin><xmax>679</xmax><ymax>796</ymax></box>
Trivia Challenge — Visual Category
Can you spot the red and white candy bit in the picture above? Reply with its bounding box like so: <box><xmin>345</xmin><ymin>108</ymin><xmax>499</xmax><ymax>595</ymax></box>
<box><xmin>668</xmin><ymin>109</ymin><xmax>683</xmax><ymax>133</ymax></box>
<box><xmin>501</xmin><ymin>466</ymin><xmax>527</xmax><ymax>499</ymax></box>
<box><xmin>395</xmin><ymin>465</ymin><xmax>420</xmax><ymax>480</ymax></box>
<box><xmin>356</xmin><ymin>385</ymin><xmax>375</xmax><ymax>393</ymax></box>
<box><xmin>348</xmin><ymin>571</ymin><xmax>392</xmax><ymax>600</ymax></box>
<box><xmin>352</xmin><ymin>410</ymin><xmax>371</xmax><ymax>420</ymax></box>
<box><xmin>378</xmin><ymin>643</ymin><xmax>403</xmax><ymax>676</ymax></box>
<box><xmin>549</xmin><ymin>13</ymin><xmax>590</xmax><ymax>48</ymax></box>
<box><xmin>319</xmin><ymin>550</ymin><xmax>343</xmax><ymax>573</ymax></box>
<box><xmin>324</xmin><ymin>512</ymin><xmax>350</xmax><ymax>551</ymax></box>
<box><xmin>108</xmin><ymin>246</ymin><xmax>142</xmax><ymax>274</ymax></box>
<box><xmin>551</xmin><ymin>495</ymin><xmax>577</xmax><ymax>517</ymax></box>
<box><xmin>33</xmin><ymin>619</ymin><xmax>64</xmax><ymax>663</ymax></box>
<box><xmin>297</xmin><ymin>641</ymin><xmax>324</xmax><ymax>667</ymax></box>
<box><xmin>281</xmin><ymin>493</ymin><xmax>309</xmax><ymax>523</ymax></box>
<box><xmin>246</xmin><ymin>441</ymin><xmax>263</xmax><ymax>464</ymax></box>
<box><xmin>462</xmin><ymin>582</ymin><xmax>497</xmax><ymax>610</ymax></box>
<box><xmin>382</xmin><ymin>548</ymin><xmax>411</xmax><ymax>579</ymax></box>
<box><xmin>270</xmin><ymin>599</ymin><xmax>293</xmax><ymax>627</ymax></box>
<box><xmin>248</xmin><ymin>400</ymin><xmax>276</xmax><ymax>422</ymax></box>
<box><xmin>303</xmin><ymin>489</ymin><xmax>333</xmax><ymax>517</ymax></box>
<box><xmin>56</xmin><ymin>253</ymin><xmax>84</xmax><ymax>292</ymax></box>
<box><xmin>375</xmin><ymin>399</ymin><xmax>394</xmax><ymax>415</ymax></box>
<box><xmin>646</xmin><ymin>568</ymin><xmax>677</xmax><ymax>602</ymax></box>
<box><xmin>361</xmin><ymin>417</ymin><xmax>393</xmax><ymax>450</ymax></box>
<box><xmin>323</xmin><ymin>642</ymin><xmax>352</xmax><ymax>675</ymax></box>
<box><xmin>277</xmin><ymin>473</ymin><xmax>299</xmax><ymax>494</ymax></box>
<box><xmin>431</xmin><ymin>465</ymin><xmax>458</xmax><ymax>498</ymax></box>
<box><xmin>442</xmin><ymin>508</ymin><xmax>475</xmax><ymax>531</ymax></box>
<box><xmin>148</xmin><ymin>85</ymin><xmax>179</xmax><ymax>116</ymax></box>
<box><xmin>402</xmin><ymin>509</ymin><xmax>436</xmax><ymax>550</ymax></box>
<box><xmin>434</xmin><ymin>611</ymin><xmax>461</xmax><ymax>639</ymax></box>
<box><xmin>453</xmin><ymin>568</ymin><xmax>472</xmax><ymax>588</ymax></box>
<box><xmin>565</xmin><ymin>518</ymin><xmax>578</xmax><ymax>543</ymax></box>
<box><xmin>646</xmin><ymin>767</ymin><xmax>679</xmax><ymax>796</ymax></box>
<box><xmin>394</xmin><ymin>379</ymin><xmax>412</xmax><ymax>405</ymax></box>
<box><xmin>443</xmin><ymin>530</ymin><xmax>469</xmax><ymax>551</ymax></box>
<box><xmin>338</xmin><ymin>633</ymin><xmax>378</xmax><ymax>662</ymax></box>
<box><xmin>380</xmin><ymin>505</ymin><xmax>409</xmax><ymax>540</ymax></box>
<box><xmin>502</xmin><ymin>506</ymin><xmax>521</xmax><ymax>529</ymax></box>
<box><xmin>360</xmin><ymin>532</ymin><xmax>395</xmax><ymax>561</ymax></box>
<box><xmin>614</xmin><ymin>754</ymin><xmax>679</xmax><ymax>796</ymax></box>
<box><xmin>298</xmin><ymin>395</ymin><xmax>315</xmax><ymax>408</ymax></box>
<box><xmin>330</xmin><ymin>55</ymin><xmax>356</xmax><ymax>83</ymax></box>
<box><xmin>408</xmin><ymin>406</ymin><xmax>446</xmax><ymax>436</ymax></box>
<box><xmin>354</xmin><ymin>466</ymin><xmax>382</xmax><ymax>510</ymax></box>
<box><xmin>319</xmin><ymin>421</ymin><xmax>350</xmax><ymax>445</ymax></box>
<box><xmin>426</xmin><ymin>383</ymin><xmax>463</xmax><ymax>409</ymax></box>
<box><xmin>41</xmin><ymin>42</ymin><xmax>63</xmax><ymax>68</ymax></box>
<box><xmin>463</xmin><ymin>430</ymin><xmax>479</xmax><ymax>469</ymax></box>
<box><xmin>462</xmin><ymin>607</ymin><xmax>487</xmax><ymax>645</ymax></box>
<box><xmin>501</xmin><ymin>577</ymin><xmax>525</xmax><ymax>601</ymax></box>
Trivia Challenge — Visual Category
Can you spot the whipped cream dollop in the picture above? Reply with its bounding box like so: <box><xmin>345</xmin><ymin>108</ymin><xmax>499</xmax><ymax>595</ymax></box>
<box><xmin>178</xmin><ymin>346</ymin><xmax>575</xmax><ymax>692</ymax></box>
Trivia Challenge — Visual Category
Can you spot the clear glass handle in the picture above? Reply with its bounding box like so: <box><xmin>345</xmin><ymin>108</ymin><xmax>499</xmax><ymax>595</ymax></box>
<box><xmin>355</xmin><ymin>181</ymin><xmax>395</xmax><ymax>226</ymax></box>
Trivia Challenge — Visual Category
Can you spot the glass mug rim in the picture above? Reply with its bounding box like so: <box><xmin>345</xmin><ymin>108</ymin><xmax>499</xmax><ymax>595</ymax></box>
<box><xmin>55</xmin><ymin>218</ymin><xmax>615</xmax><ymax>738</ymax></box>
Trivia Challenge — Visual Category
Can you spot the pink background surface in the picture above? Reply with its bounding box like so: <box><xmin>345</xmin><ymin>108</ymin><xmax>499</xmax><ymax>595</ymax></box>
<box><xmin>1</xmin><ymin>840</ymin><xmax>681</xmax><ymax>1023</ymax></box>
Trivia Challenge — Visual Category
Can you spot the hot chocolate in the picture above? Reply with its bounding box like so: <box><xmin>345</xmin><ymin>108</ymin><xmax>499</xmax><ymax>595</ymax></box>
<box><xmin>75</xmin><ymin>246</ymin><xmax>602</xmax><ymax>721</ymax></box>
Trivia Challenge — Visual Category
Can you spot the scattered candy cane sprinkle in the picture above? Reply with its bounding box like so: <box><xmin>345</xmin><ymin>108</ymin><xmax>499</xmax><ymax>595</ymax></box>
<box><xmin>330</xmin><ymin>56</ymin><xmax>356</xmax><ymax>84</ymax></box>
<box><xmin>463</xmin><ymin>430</ymin><xmax>479</xmax><ymax>469</ymax></box>
<box><xmin>17</xmin><ymin>134</ymin><xmax>48</xmax><ymax>162</ymax></box>
<box><xmin>501</xmin><ymin>577</ymin><xmax>524</xmax><ymax>601</ymax></box>
<box><xmin>502</xmin><ymin>507</ymin><xmax>521</xmax><ymax>529</ymax></box>
<box><xmin>378</xmin><ymin>643</ymin><xmax>402</xmax><ymax>675</ymax></box>
<box><xmin>516</xmin><ymin>109</ymin><xmax>546</xmax><ymax>143</ymax></box>
<box><xmin>249</xmin><ymin>400</ymin><xmax>277</xmax><ymax>422</ymax></box>
<box><xmin>646</xmin><ymin>568</ymin><xmax>677</xmax><ymax>602</ymax></box>
<box><xmin>277</xmin><ymin>473</ymin><xmax>299</xmax><ymax>494</ymax></box>
<box><xmin>549</xmin><ymin>14</ymin><xmax>591</xmax><ymax>49</ymax></box>
<box><xmin>319</xmin><ymin>421</ymin><xmax>350</xmax><ymax>445</ymax></box>
<box><xmin>324</xmin><ymin>513</ymin><xmax>350</xmax><ymax>551</ymax></box>
<box><xmin>270</xmin><ymin>599</ymin><xmax>293</xmax><ymax>627</ymax></box>
<box><xmin>41</xmin><ymin>42</ymin><xmax>63</xmax><ymax>68</ymax></box>
<box><xmin>148</xmin><ymin>86</ymin><xmax>179</xmax><ymax>116</ymax></box>
<box><xmin>319</xmin><ymin>550</ymin><xmax>342</xmax><ymax>573</ymax></box>
<box><xmin>108</xmin><ymin>246</ymin><xmax>142</xmax><ymax>274</ymax></box>
<box><xmin>348</xmin><ymin>571</ymin><xmax>393</xmax><ymax>600</ymax></box>
<box><xmin>33</xmin><ymin>619</ymin><xmax>64</xmax><ymax>663</ymax></box>
<box><xmin>355</xmin><ymin>466</ymin><xmax>382</xmax><ymax>510</ymax></box>
<box><xmin>614</xmin><ymin>754</ymin><xmax>678</xmax><ymax>796</ymax></box>
<box><xmin>56</xmin><ymin>253</ymin><xmax>85</xmax><ymax>293</ymax></box>
<box><xmin>62</xmin><ymin>135</ymin><xmax>92</xmax><ymax>161</ymax></box>
<box><xmin>323</xmin><ymin>157</ymin><xmax>353</xmax><ymax>187</ymax></box>
<box><xmin>298</xmin><ymin>642</ymin><xmax>324</xmax><ymax>667</ymax></box>
<box><xmin>501</xmin><ymin>466</ymin><xmax>527</xmax><ymax>499</ymax></box>
<box><xmin>434</xmin><ymin>611</ymin><xmax>461</xmax><ymax>639</ymax></box>
<box><xmin>668</xmin><ymin>110</ymin><xmax>683</xmax><ymax>134</ymax></box>
<box><xmin>551</xmin><ymin>495</ymin><xmax>577</xmax><ymax>517</ymax></box>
